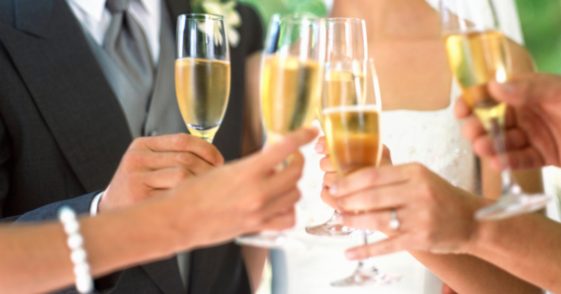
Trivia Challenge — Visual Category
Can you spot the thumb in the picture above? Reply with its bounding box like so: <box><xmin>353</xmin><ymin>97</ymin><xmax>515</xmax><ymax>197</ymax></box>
<box><xmin>254</xmin><ymin>127</ymin><xmax>319</xmax><ymax>173</ymax></box>
<box><xmin>489</xmin><ymin>73</ymin><xmax>561</xmax><ymax>106</ymax></box>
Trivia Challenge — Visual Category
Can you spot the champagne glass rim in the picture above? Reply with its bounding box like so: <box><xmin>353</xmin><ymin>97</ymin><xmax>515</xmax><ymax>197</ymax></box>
<box><xmin>319</xmin><ymin>17</ymin><xmax>365</xmax><ymax>24</ymax></box>
<box><xmin>178</xmin><ymin>13</ymin><xmax>224</xmax><ymax>21</ymax></box>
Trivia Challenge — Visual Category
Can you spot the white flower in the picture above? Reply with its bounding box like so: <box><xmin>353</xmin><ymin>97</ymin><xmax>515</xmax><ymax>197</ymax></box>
<box><xmin>200</xmin><ymin>0</ymin><xmax>242</xmax><ymax>47</ymax></box>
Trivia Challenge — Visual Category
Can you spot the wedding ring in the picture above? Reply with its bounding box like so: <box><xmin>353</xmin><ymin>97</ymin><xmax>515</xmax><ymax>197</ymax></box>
<box><xmin>389</xmin><ymin>209</ymin><xmax>400</xmax><ymax>232</ymax></box>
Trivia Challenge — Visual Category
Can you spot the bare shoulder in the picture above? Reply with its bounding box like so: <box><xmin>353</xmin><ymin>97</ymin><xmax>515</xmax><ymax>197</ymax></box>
<box><xmin>508</xmin><ymin>39</ymin><xmax>536</xmax><ymax>74</ymax></box>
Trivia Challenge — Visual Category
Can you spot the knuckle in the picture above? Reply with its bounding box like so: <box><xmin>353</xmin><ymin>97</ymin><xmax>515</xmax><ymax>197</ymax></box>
<box><xmin>172</xmin><ymin>133</ymin><xmax>191</xmax><ymax>148</ymax></box>
<box><xmin>177</xmin><ymin>153</ymin><xmax>195</xmax><ymax>166</ymax></box>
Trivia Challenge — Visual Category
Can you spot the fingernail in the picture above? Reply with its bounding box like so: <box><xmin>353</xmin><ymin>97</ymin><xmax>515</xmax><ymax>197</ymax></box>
<box><xmin>345</xmin><ymin>250</ymin><xmax>357</xmax><ymax>260</ymax></box>
<box><xmin>329</xmin><ymin>184</ymin><xmax>337</xmax><ymax>195</ymax></box>
<box><xmin>500</xmin><ymin>81</ymin><xmax>515</xmax><ymax>94</ymax></box>
<box><xmin>315</xmin><ymin>143</ymin><xmax>324</xmax><ymax>153</ymax></box>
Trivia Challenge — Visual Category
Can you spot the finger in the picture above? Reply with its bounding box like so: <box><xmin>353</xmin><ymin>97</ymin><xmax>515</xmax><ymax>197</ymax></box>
<box><xmin>338</xmin><ymin>184</ymin><xmax>410</xmax><ymax>212</ymax></box>
<box><xmin>380</xmin><ymin>145</ymin><xmax>392</xmax><ymax>166</ymax></box>
<box><xmin>472</xmin><ymin>128</ymin><xmax>529</xmax><ymax>157</ymax></box>
<box><xmin>320</xmin><ymin>186</ymin><xmax>340</xmax><ymax>210</ymax></box>
<box><xmin>132</xmin><ymin>151</ymin><xmax>216</xmax><ymax>175</ymax></box>
<box><xmin>261</xmin><ymin>188</ymin><xmax>301</xmax><ymax>219</ymax></box>
<box><xmin>254</xmin><ymin>128</ymin><xmax>319</xmax><ymax>174</ymax></box>
<box><xmin>489</xmin><ymin>73</ymin><xmax>561</xmax><ymax>106</ymax></box>
<box><xmin>256</xmin><ymin>208</ymin><xmax>296</xmax><ymax>232</ymax></box>
<box><xmin>261</xmin><ymin>152</ymin><xmax>305</xmax><ymax>194</ymax></box>
<box><xmin>315</xmin><ymin>136</ymin><xmax>328</xmax><ymax>155</ymax></box>
<box><xmin>144</xmin><ymin>167</ymin><xmax>194</xmax><ymax>189</ymax></box>
<box><xmin>323</xmin><ymin>172</ymin><xmax>339</xmax><ymax>188</ymax></box>
<box><xmin>491</xmin><ymin>147</ymin><xmax>546</xmax><ymax>170</ymax></box>
<box><xmin>319</xmin><ymin>156</ymin><xmax>336</xmax><ymax>172</ymax></box>
<box><xmin>338</xmin><ymin>210</ymin><xmax>392</xmax><ymax>231</ymax></box>
<box><xmin>331</xmin><ymin>164</ymin><xmax>414</xmax><ymax>197</ymax></box>
<box><xmin>461</xmin><ymin>115</ymin><xmax>486</xmax><ymax>142</ymax></box>
<box><xmin>345</xmin><ymin>234</ymin><xmax>412</xmax><ymax>260</ymax></box>
<box><xmin>132</xmin><ymin>134</ymin><xmax>224</xmax><ymax>166</ymax></box>
<box><xmin>454</xmin><ymin>97</ymin><xmax>472</xmax><ymax>119</ymax></box>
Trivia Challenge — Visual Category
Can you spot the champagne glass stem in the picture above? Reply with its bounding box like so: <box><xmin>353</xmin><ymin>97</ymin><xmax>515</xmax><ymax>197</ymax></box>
<box><xmin>488</xmin><ymin>117</ymin><xmax>519</xmax><ymax>192</ymax></box>
<box><xmin>476</xmin><ymin>116</ymin><xmax>549</xmax><ymax>220</ymax></box>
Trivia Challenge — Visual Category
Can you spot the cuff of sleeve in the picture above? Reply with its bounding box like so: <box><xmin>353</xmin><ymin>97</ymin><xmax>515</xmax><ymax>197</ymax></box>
<box><xmin>90</xmin><ymin>192</ymin><xmax>104</xmax><ymax>216</ymax></box>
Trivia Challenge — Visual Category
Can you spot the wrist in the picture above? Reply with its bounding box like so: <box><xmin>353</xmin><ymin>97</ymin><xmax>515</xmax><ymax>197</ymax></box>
<box><xmin>464</xmin><ymin>197</ymin><xmax>499</xmax><ymax>256</ymax></box>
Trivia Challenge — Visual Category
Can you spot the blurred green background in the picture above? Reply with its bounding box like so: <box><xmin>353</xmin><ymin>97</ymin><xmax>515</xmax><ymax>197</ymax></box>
<box><xmin>238</xmin><ymin>0</ymin><xmax>561</xmax><ymax>74</ymax></box>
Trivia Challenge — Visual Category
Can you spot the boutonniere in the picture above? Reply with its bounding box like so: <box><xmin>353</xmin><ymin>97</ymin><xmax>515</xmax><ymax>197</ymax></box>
<box><xmin>192</xmin><ymin>0</ymin><xmax>242</xmax><ymax>47</ymax></box>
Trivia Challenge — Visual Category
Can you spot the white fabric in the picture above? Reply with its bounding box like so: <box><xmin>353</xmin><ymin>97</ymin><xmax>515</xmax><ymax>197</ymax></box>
<box><xmin>66</xmin><ymin>0</ymin><xmax>162</xmax><ymax>65</ymax></box>
<box><xmin>89</xmin><ymin>192</ymin><xmax>104</xmax><ymax>216</ymax></box>
<box><xmin>279</xmin><ymin>83</ymin><xmax>475</xmax><ymax>294</ymax></box>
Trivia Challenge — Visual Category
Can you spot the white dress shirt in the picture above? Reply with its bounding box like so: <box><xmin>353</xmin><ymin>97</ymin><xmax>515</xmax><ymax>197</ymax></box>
<box><xmin>67</xmin><ymin>0</ymin><xmax>162</xmax><ymax>65</ymax></box>
<box><xmin>66</xmin><ymin>0</ymin><xmax>163</xmax><ymax>215</ymax></box>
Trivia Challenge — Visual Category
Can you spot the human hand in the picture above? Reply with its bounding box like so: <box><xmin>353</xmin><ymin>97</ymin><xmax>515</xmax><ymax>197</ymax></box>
<box><xmin>455</xmin><ymin>73</ymin><xmax>561</xmax><ymax>169</ymax></box>
<box><xmin>166</xmin><ymin>128</ymin><xmax>319</xmax><ymax>250</ymax></box>
<box><xmin>326</xmin><ymin>163</ymin><xmax>487</xmax><ymax>260</ymax></box>
<box><xmin>314</xmin><ymin>136</ymin><xmax>392</xmax><ymax>209</ymax></box>
<box><xmin>100</xmin><ymin>134</ymin><xmax>224</xmax><ymax>213</ymax></box>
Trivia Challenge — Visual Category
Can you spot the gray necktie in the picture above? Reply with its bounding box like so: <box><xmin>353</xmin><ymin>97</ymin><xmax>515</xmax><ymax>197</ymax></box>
<box><xmin>104</xmin><ymin>0</ymin><xmax>155</xmax><ymax>116</ymax></box>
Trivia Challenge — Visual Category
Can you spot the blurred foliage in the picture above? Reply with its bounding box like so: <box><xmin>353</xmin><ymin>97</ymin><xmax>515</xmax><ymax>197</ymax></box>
<box><xmin>516</xmin><ymin>0</ymin><xmax>561</xmax><ymax>74</ymax></box>
<box><xmin>238</xmin><ymin>0</ymin><xmax>328</xmax><ymax>27</ymax></box>
<box><xmin>236</xmin><ymin>0</ymin><xmax>561</xmax><ymax>74</ymax></box>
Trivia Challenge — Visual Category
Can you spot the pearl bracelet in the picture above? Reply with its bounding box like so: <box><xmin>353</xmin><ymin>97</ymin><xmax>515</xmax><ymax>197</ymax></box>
<box><xmin>58</xmin><ymin>206</ymin><xmax>94</xmax><ymax>294</ymax></box>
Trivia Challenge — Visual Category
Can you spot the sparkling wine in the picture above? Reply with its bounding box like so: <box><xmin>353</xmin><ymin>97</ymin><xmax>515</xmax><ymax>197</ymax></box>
<box><xmin>261</xmin><ymin>56</ymin><xmax>321</xmax><ymax>141</ymax></box>
<box><xmin>444</xmin><ymin>30</ymin><xmax>511</xmax><ymax>128</ymax></box>
<box><xmin>323</xmin><ymin>106</ymin><xmax>381</xmax><ymax>176</ymax></box>
<box><xmin>175</xmin><ymin>58</ymin><xmax>231</xmax><ymax>142</ymax></box>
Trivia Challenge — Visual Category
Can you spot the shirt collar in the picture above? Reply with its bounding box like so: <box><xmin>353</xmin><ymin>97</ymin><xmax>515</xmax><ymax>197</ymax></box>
<box><xmin>67</xmin><ymin>0</ymin><xmax>157</xmax><ymax>22</ymax></box>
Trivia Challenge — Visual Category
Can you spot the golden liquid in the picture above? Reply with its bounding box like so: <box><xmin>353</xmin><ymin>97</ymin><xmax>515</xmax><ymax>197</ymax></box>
<box><xmin>323</xmin><ymin>70</ymin><xmax>366</xmax><ymax>109</ymax></box>
<box><xmin>261</xmin><ymin>56</ymin><xmax>321</xmax><ymax>142</ymax></box>
<box><xmin>175</xmin><ymin>58</ymin><xmax>231</xmax><ymax>142</ymax></box>
<box><xmin>444</xmin><ymin>30</ymin><xmax>511</xmax><ymax>128</ymax></box>
<box><xmin>324</xmin><ymin>106</ymin><xmax>381</xmax><ymax>176</ymax></box>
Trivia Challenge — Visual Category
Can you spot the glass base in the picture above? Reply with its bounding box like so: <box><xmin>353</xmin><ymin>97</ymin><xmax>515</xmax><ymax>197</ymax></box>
<box><xmin>331</xmin><ymin>260</ymin><xmax>402</xmax><ymax>287</ymax></box>
<box><xmin>306</xmin><ymin>212</ymin><xmax>356</xmax><ymax>237</ymax></box>
<box><xmin>235</xmin><ymin>231</ymin><xmax>304</xmax><ymax>249</ymax></box>
<box><xmin>476</xmin><ymin>193</ymin><xmax>551</xmax><ymax>221</ymax></box>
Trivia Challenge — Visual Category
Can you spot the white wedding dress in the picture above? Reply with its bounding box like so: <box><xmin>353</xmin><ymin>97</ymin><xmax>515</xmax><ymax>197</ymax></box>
<box><xmin>271</xmin><ymin>83</ymin><xmax>474</xmax><ymax>294</ymax></box>
<box><xmin>270</xmin><ymin>1</ymin><xmax>559</xmax><ymax>293</ymax></box>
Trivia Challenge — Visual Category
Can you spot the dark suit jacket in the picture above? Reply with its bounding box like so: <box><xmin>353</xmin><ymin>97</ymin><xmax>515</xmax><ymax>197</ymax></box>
<box><xmin>0</xmin><ymin>0</ymin><xmax>263</xmax><ymax>293</ymax></box>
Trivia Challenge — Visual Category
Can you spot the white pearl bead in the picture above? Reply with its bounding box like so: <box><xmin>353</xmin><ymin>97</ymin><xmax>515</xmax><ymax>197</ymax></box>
<box><xmin>74</xmin><ymin>263</ymin><xmax>90</xmax><ymax>276</ymax></box>
<box><xmin>76</xmin><ymin>276</ymin><xmax>93</xmax><ymax>293</ymax></box>
<box><xmin>59</xmin><ymin>208</ymin><xmax>75</xmax><ymax>223</ymax></box>
<box><xmin>68</xmin><ymin>234</ymin><xmax>84</xmax><ymax>250</ymax></box>
<box><xmin>64</xmin><ymin>221</ymin><xmax>80</xmax><ymax>235</ymax></box>
<box><xmin>71</xmin><ymin>248</ymin><xmax>87</xmax><ymax>264</ymax></box>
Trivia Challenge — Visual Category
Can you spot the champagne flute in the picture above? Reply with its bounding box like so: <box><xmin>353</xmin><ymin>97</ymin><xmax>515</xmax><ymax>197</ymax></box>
<box><xmin>439</xmin><ymin>0</ymin><xmax>550</xmax><ymax>220</ymax></box>
<box><xmin>306</xmin><ymin>18</ymin><xmax>368</xmax><ymax>237</ymax></box>
<box><xmin>175</xmin><ymin>14</ymin><xmax>231</xmax><ymax>143</ymax></box>
<box><xmin>235</xmin><ymin>15</ymin><xmax>322</xmax><ymax>248</ymax></box>
<box><xmin>327</xmin><ymin>58</ymin><xmax>401</xmax><ymax>287</ymax></box>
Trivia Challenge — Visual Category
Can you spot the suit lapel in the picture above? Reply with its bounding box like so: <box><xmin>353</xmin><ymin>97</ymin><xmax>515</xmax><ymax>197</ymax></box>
<box><xmin>0</xmin><ymin>0</ymin><xmax>132</xmax><ymax>192</ymax></box>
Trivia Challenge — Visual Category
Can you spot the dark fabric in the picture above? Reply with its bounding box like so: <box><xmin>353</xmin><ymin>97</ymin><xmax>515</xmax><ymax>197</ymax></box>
<box><xmin>0</xmin><ymin>0</ymin><xmax>264</xmax><ymax>293</ymax></box>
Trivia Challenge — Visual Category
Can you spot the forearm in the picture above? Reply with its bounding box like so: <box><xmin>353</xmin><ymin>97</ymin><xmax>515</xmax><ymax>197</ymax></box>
<box><xmin>0</xmin><ymin>199</ymin><xmax>178</xmax><ymax>294</ymax></box>
<box><xmin>242</xmin><ymin>247</ymin><xmax>269</xmax><ymax>293</ymax></box>
<box><xmin>410</xmin><ymin>252</ymin><xmax>542</xmax><ymax>294</ymax></box>
<box><xmin>469</xmin><ymin>213</ymin><xmax>561</xmax><ymax>293</ymax></box>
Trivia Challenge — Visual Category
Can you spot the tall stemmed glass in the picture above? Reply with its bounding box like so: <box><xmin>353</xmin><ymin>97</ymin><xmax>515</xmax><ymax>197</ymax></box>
<box><xmin>235</xmin><ymin>15</ymin><xmax>322</xmax><ymax>248</ymax></box>
<box><xmin>439</xmin><ymin>0</ymin><xmax>550</xmax><ymax>220</ymax></box>
<box><xmin>175</xmin><ymin>14</ymin><xmax>231</xmax><ymax>143</ymax></box>
<box><xmin>306</xmin><ymin>18</ymin><xmax>368</xmax><ymax>237</ymax></box>
<box><xmin>325</xmin><ymin>58</ymin><xmax>401</xmax><ymax>286</ymax></box>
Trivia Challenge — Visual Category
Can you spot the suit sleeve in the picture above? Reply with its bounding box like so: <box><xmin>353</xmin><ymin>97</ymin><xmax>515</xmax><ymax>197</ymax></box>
<box><xmin>14</xmin><ymin>191</ymin><xmax>100</xmax><ymax>223</ymax></box>
<box><xmin>0</xmin><ymin>115</ymin><xmax>11</xmax><ymax>219</ymax></box>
